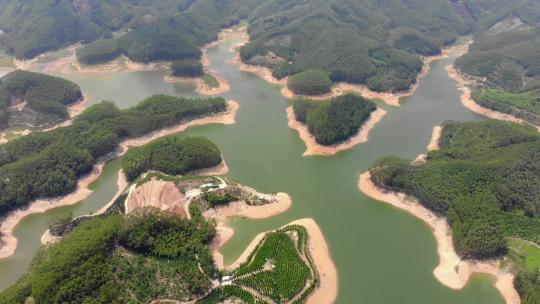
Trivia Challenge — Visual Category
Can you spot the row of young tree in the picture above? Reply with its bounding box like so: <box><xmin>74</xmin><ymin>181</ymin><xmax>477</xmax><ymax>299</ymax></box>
<box><xmin>0</xmin><ymin>95</ymin><xmax>227</xmax><ymax>217</ymax></box>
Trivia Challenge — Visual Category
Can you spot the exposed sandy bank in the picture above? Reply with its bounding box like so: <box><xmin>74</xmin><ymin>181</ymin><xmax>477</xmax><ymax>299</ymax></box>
<box><xmin>126</xmin><ymin>180</ymin><xmax>187</xmax><ymax>216</ymax></box>
<box><xmin>230</xmin><ymin>27</ymin><xmax>465</xmax><ymax>106</ymax></box>
<box><xmin>40</xmin><ymin>168</ymin><xmax>128</xmax><ymax>246</ymax></box>
<box><xmin>119</xmin><ymin>100</ymin><xmax>238</xmax><ymax>154</ymax></box>
<box><xmin>0</xmin><ymin>101</ymin><xmax>238</xmax><ymax>259</ymax></box>
<box><xmin>163</xmin><ymin>71</ymin><xmax>230</xmax><ymax>96</ymax></box>
<box><xmin>217</xmin><ymin>218</ymin><xmax>338</xmax><ymax>304</ymax></box>
<box><xmin>287</xmin><ymin>106</ymin><xmax>386</xmax><ymax>156</ymax></box>
<box><xmin>447</xmin><ymin>64</ymin><xmax>540</xmax><ymax>132</ymax></box>
<box><xmin>358</xmin><ymin>172</ymin><xmax>520</xmax><ymax>304</ymax></box>
<box><xmin>206</xmin><ymin>192</ymin><xmax>292</xmax><ymax>270</ymax></box>
<box><xmin>414</xmin><ymin>125</ymin><xmax>442</xmax><ymax>163</ymax></box>
<box><xmin>0</xmin><ymin>163</ymin><xmax>105</xmax><ymax>258</ymax></box>
<box><xmin>190</xmin><ymin>158</ymin><xmax>230</xmax><ymax>176</ymax></box>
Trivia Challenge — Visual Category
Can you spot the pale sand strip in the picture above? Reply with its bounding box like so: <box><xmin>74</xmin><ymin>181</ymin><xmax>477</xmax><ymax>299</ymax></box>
<box><xmin>286</xmin><ymin>106</ymin><xmax>387</xmax><ymax>156</ymax></box>
<box><xmin>358</xmin><ymin>172</ymin><xmax>520</xmax><ymax>304</ymax></box>
<box><xmin>229</xmin><ymin>26</ymin><xmax>465</xmax><ymax>106</ymax></box>
<box><xmin>446</xmin><ymin>65</ymin><xmax>540</xmax><ymax>132</ymax></box>
<box><xmin>414</xmin><ymin>125</ymin><xmax>442</xmax><ymax>163</ymax></box>
<box><xmin>0</xmin><ymin>101</ymin><xmax>238</xmax><ymax>259</ymax></box>
<box><xmin>207</xmin><ymin>192</ymin><xmax>292</xmax><ymax>270</ymax></box>
<box><xmin>40</xmin><ymin>169</ymin><xmax>128</xmax><ymax>246</ymax></box>
<box><xmin>215</xmin><ymin>218</ymin><xmax>338</xmax><ymax>304</ymax></box>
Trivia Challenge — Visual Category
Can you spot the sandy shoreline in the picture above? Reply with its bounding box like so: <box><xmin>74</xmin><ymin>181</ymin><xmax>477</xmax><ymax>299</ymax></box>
<box><xmin>446</xmin><ymin>65</ymin><xmax>538</xmax><ymax>130</ymax></box>
<box><xmin>207</xmin><ymin>192</ymin><xmax>292</xmax><ymax>270</ymax></box>
<box><xmin>0</xmin><ymin>101</ymin><xmax>239</xmax><ymax>259</ymax></box>
<box><xmin>287</xmin><ymin>106</ymin><xmax>387</xmax><ymax>156</ymax></box>
<box><xmin>358</xmin><ymin>172</ymin><xmax>520</xmax><ymax>304</ymax></box>
<box><xmin>217</xmin><ymin>218</ymin><xmax>338</xmax><ymax>304</ymax></box>
<box><xmin>163</xmin><ymin>71</ymin><xmax>230</xmax><ymax>96</ymax></box>
<box><xmin>229</xmin><ymin>26</ymin><xmax>464</xmax><ymax>106</ymax></box>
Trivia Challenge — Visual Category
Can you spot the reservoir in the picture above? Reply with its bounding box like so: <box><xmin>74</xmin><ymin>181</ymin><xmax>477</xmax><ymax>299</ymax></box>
<box><xmin>0</xmin><ymin>34</ymin><xmax>504</xmax><ymax>303</ymax></box>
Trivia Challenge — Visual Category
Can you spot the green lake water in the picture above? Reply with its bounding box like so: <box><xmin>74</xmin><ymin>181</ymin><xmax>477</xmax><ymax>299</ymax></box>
<box><xmin>0</xmin><ymin>35</ymin><xmax>506</xmax><ymax>304</ymax></box>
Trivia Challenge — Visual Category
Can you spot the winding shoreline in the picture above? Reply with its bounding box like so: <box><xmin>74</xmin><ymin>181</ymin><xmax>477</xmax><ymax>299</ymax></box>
<box><xmin>0</xmin><ymin>100</ymin><xmax>239</xmax><ymax>259</ymax></box>
<box><xmin>229</xmin><ymin>26</ymin><xmax>463</xmax><ymax>106</ymax></box>
<box><xmin>286</xmin><ymin>106</ymin><xmax>387</xmax><ymax>156</ymax></box>
<box><xmin>214</xmin><ymin>218</ymin><xmax>338</xmax><ymax>304</ymax></box>
<box><xmin>357</xmin><ymin>126</ymin><xmax>520</xmax><ymax>304</ymax></box>
<box><xmin>206</xmin><ymin>191</ymin><xmax>292</xmax><ymax>270</ymax></box>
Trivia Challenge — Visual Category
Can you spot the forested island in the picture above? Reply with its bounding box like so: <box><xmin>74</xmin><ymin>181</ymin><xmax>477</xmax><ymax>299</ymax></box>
<box><xmin>367</xmin><ymin>120</ymin><xmax>540</xmax><ymax>303</ymax></box>
<box><xmin>0</xmin><ymin>70</ymin><xmax>82</xmax><ymax>129</ymax></box>
<box><xmin>0</xmin><ymin>94</ymin><xmax>227</xmax><ymax>217</ymax></box>
<box><xmin>292</xmin><ymin>94</ymin><xmax>376</xmax><ymax>146</ymax></box>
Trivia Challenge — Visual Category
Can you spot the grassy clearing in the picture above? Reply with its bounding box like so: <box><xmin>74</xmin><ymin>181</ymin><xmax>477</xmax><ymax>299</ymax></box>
<box><xmin>201</xmin><ymin>74</ymin><xmax>219</xmax><ymax>88</ymax></box>
<box><xmin>508</xmin><ymin>238</ymin><xmax>540</xmax><ymax>272</ymax></box>
<box><xmin>472</xmin><ymin>88</ymin><xmax>540</xmax><ymax>114</ymax></box>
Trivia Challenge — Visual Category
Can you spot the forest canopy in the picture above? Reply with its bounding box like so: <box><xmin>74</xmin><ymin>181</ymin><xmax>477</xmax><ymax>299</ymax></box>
<box><xmin>123</xmin><ymin>136</ymin><xmax>222</xmax><ymax>181</ymax></box>
<box><xmin>0</xmin><ymin>208</ymin><xmax>217</xmax><ymax>303</ymax></box>
<box><xmin>0</xmin><ymin>95</ymin><xmax>227</xmax><ymax>217</ymax></box>
<box><xmin>287</xmin><ymin>69</ymin><xmax>333</xmax><ymax>96</ymax></box>
<box><xmin>293</xmin><ymin>94</ymin><xmax>376</xmax><ymax>145</ymax></box>
<box><xmin>0</xmin><ymin>70</ymin><xmax>82</xmax><ymax>129</ymax></box>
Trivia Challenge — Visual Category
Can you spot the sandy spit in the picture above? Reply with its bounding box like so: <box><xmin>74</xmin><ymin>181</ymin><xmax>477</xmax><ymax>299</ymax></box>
<box><xmin>287</xmin><ymin>106</ymin><xmax>387</xmax><ymax>156</ymax></box>
<box><xmin>217</xmin><ymin>218</ymin><xmax>338</xmax><ymax>304</ymax></box>
<box><xmin>0</xmin><ymin>101</ymin><xmax>239</xmax><ymax>258</ymax></box>
<box><xmin>208</xmin><ymin>192</ymin><xmax>292</xmax><ymax>270</ymax></box>
<box><xmin>358</xmin><ymin>172</ymin><xmax>520</xmax><ymax>304</ymax></box>
<box><xmin>414</xmin><ymin>125</ymin><xmax>442</xmax><ymax>163</ymax></box>
<box><xmin>163</xmin><ymin>71</ymin><xmax>230</xmax><ymax>96</ymax></box>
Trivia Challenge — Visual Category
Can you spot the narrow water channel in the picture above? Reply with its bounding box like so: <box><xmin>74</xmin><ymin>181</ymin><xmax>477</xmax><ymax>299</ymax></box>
<box><xmin>0</xmin><ymin>35</ymin><xmax>504</xmax><ymax>303</ymax></box>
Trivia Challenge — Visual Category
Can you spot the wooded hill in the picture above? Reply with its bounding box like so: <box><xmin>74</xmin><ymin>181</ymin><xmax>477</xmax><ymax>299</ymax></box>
<box><xmin>293</xmin><ymin>94</ymin><xmax>376</xmax><ymax>145</ymax></box>
<box><xmin>455</xmin><ymin>9</ymin><xmax>540</xmax><ymax>125</ymax></box>
<box><xmin>0</xmin><ymin>70</ymin><xmax>82</xmax><ymax>129</ymax></box>
<box><xmin>123</xmin><ymin>136</ymin><xmax>222</xmax><ymax>181</ymax></box>
<box><xmin>369</xmin><ymin>120</ymin><xmax>540</xmax><ymax>303</ymax></box>
<box><xmin>0</xmin><ymin>208</ymin><xmax>218</xmax><ymax>303</ymax></box>
<box><xmin>0</xmin><ymin>95</ymin><xmax>226</xmax><ymax>218</ymax></box>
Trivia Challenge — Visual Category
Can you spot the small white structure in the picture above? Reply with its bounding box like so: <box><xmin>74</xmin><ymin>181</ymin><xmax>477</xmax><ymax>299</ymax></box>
<box><xmin>220</xmin><ymin>275</ymin><xmax>234</xmax><ymax>286</ymax></box>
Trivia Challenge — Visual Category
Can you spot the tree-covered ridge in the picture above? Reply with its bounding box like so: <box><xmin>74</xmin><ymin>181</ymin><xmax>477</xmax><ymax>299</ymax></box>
<box><xmin>0</xmin><ymin>0</ymin><xmax>197</xmax><ymax>60</ymax></box>
<box><xmin>0</xmin><ymin>70</ymin><xmax>82</xmax><ymax>129</ymax></box>
<box><xmin>0</xmin><ymin>95</ymin><xmax>227</xmax><ymax>217</ymax></box>
<box><xmin>287</xmin><ymin>69</ymin><xmax>333</xmax><ymax>96</ymax></box>
<box><xmin>240</xmin><ymin>0</ymin><xmax>473</xmax><ymax>92</ymax></box>
<box><xmin>293</xmin><ymin>94</ymin><xmax>377</xmax><ymax>145</ymax></box>
<box><xmin>454</xmin><ymin>2</ymin><xmax>540</xmax><ymax>125</ymax></box>
<box><xmin>0</xmin><ymin>207</ymin><xmax>217</xmax><ymax>303</ymax></box>
<box><xmin>123</xmin><ymin>136</ymin><xmax>222</xmax><ymax>181</ymax></box>
<box><xmin>369</xmin><ymin>120</ymin><xmax>540</xmax><ymax>302</ymax></box>
<box><xmin>76</xmin><ymin>0</ymin><xmax>267</xmax><ymax>65</ymax></box>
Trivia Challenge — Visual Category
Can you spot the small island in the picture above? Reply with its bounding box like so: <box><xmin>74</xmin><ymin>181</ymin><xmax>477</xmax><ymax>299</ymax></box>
<box><xmin>287</xmin><ymin>94</ymin><xmax>386</xmax><ymax>156</ymax></box>
<box><xmin>0</xmin><ymin>70</ymin><xmax>84</xmax><ymax>131</ymax></box>
<box><xmin>360</xmin><ymin>120</ymin><xmax>540</xmax><ymax>303</ymax></box>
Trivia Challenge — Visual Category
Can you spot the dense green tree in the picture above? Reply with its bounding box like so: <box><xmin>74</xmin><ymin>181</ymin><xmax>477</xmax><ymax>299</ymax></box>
<box><xmin>171</xmin><ymin>59</ymin><xmax>205</xmax><ymax>77</ymax></box>
<box><xmin>293</xmin><ymin>94</ymin><xmax>377</xmax><ymax>145</ymax></box>
<box><xmin>287</xmin><ymin>70</ymin><xmax>333</xmax><ymax>96</ymax></box>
